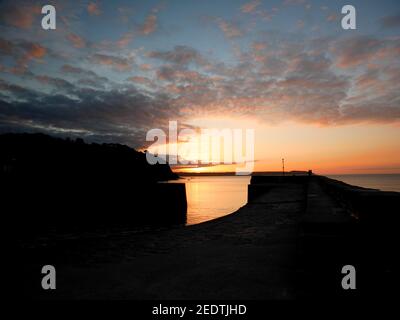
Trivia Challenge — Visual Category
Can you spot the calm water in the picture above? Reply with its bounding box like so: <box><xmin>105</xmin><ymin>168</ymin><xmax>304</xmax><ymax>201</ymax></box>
<box><xmin>174</xmin><ymin>176</ymin><xmax>250</xmax><ymax>225</ymax></box>
<box><xmin>327</xmin><ymin>174</ymin><xmax>400</xmax><ymax>192</ymax></box>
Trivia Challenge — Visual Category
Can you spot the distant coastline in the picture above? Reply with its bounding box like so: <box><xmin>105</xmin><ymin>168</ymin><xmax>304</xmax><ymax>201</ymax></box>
<box><xmin>176</xmin><ymin>171</ymin><xmax>400</xmax><ymax>193</ymax></box>
<box><xmin>176</xmin><ymin>170</ymin><xmax>310</xmax><ymax>176</ymax></box>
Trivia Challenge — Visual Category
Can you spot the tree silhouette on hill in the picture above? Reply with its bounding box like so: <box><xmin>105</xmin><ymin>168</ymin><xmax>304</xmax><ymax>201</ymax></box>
<box><xmin>0</xmin><ymin>132</ymin><xmax>178</xmax><ymax>182</ymax></box>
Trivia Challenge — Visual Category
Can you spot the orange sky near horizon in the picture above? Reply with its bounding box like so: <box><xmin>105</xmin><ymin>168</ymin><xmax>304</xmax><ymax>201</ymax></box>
<box><xmin>157</xmin><ymin>117</ymin><xmax>400</xmax><ymax>175</ymax></box>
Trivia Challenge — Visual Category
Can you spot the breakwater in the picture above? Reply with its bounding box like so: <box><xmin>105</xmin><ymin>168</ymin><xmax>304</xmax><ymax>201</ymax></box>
<box><xmin>248</xmin><ymin>174</ymin><xmax>399</xmax><ymax>298</ymax></box>
<box><xmin>248</xmin><ymin>174</ymin><xmax>400</xmax><ymax>226</ymax></box>
<box><xmin>6</xmin><ymin>180</ymin><xmax>188</xmax><ymax>236</ymax></box>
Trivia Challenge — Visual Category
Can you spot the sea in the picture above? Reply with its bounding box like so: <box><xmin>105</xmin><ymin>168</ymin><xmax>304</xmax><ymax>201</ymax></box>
<box><xmin>327</xmin><ymin>174</ymin><xmax>400</xmax><ymax>193</ymax></box>
<box><xmin>172</xmin><ymin>174</ymin><xmax>400</xmax><ymax>225</ymax></box>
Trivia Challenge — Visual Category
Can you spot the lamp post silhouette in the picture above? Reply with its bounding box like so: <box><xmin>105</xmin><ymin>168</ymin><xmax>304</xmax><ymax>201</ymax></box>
<box><xmin>282</xmin><ymin>158</ymin><xmax>285</xmax><ymax>176</ymax></box>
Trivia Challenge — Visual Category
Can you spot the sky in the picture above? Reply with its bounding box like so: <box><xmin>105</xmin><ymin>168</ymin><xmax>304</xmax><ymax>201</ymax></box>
<box><xmin>0</xmin><ymin>0</ymin><xmax>400</xmax><ymax>174</ymax></box>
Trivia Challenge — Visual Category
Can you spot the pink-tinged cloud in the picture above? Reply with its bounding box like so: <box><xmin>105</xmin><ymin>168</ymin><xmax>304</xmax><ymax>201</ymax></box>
<box><xmin>355</xmin><ymin>70</ymin><xmax>381</xmax><ymax>91</ymax></box>
<box><xmin>0</xmin><ymin>37</ymin><xmax>47</xmax><ymax>74</ymax></box>
<box><xmin>217</xmin><ymin>19</ymin><xmax>243</xmax><ymax>38</ymax></box>
<box><xmin>90</xmin><ymin>53</ymin><xmax>133</xmax><ymax>71</ymax></box>
<box><xmin>147</xmin><ymin>46</ymin><xmax>205</xmax><ymax>65</ymax></box>
<box><xmin>326</xmin><ymin>14</ymin><xmax>338</xmax><ymax>22</ymax></box>
<box><xmin>333</xmin><ymin>36</ymin><xmax>400</xmax><ymax>68</ymax></box>
<box><xmin>116</xmin><ymin>31</ymin><xmax>135</xmax><ymax>48</ymax></box>
<box><xmin>66</xmin><ymin>33</ymin><xmax>86</xmax><ymax>48</ymax></box>
<box><xmin>2</xmin><ymin>38</ymin><xmax>45</xmax><ymax>60</ymax></box>
<box><xmin>251</xmin><ymin>42</ymin><xmax>267</xmax><ymax>51</ymax></box>
<box><xmin>118</xmin><ymin>12</ymin><xmax>158</xmax><ymax>45</ymax></box>
<box><xmin>333</xmin><ymin>36</ymin><xmax>382</xmax><ymax>68</ymax></box>
<box><xmin>241</xmin><ymin>0</ymin><xmax>261</xmax><ymax>13</ymax></box>
<box><xmin>156</xmin><ymin>68</ymin><xmax>206</xmax><ymax>83</ymax></box>
<box><xmin>140</xmin><ymin>63</ymin><xmax>152</xmax><ymax>71</ymax></box>
<box><xmin>14</xmin><ymin>43</ymin><xmax>46</xmax><ymax>74</ymax></box>
<box><xmin>127</xmin><ymin>76</ymin><xmax>152</xmax><ymax>86</ymax></box>
<box><xmin>0</xmin><ymin>4</ymin><xmax>40</xmax><ymax>28</ymax></box>
<box><xmin>22</xmin><ymin>43</ymin><xmax>46</xmax><ymax>60</ymax></box>
<box><xmin>374</xmin><ymin>44</ymin><xmax>400</xmax><ymax>60</ymax></box>
<box><xmin>278</xmin><ymin>77</ymin><xmax>347</xmax><ymax>90</ymax></box>
<box><xmin>140</xmin><ymin>14</ymin><xmax>157</xmax><ymax>35</ymax></box>
<box><xmin>87</xmin><ymin>2</ymin><xmax>101</xmax><ymax>16</ymax></box>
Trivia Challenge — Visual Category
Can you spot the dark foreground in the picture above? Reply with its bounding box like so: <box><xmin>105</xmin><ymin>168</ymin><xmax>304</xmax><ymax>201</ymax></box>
<box><xmin>16</xmin><ymin>175</ymin><xmax>399</xmax><ymax>300</ymax></box>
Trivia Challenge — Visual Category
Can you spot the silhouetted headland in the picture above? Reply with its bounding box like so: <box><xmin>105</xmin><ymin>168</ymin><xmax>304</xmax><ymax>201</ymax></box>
<box><xmin>1</xmin><ymin>133</ymin><xmax>187</xmax><ymax>238</ymax></box>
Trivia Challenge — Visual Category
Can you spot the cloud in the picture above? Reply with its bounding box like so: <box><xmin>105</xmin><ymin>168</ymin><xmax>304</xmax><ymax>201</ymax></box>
<box><xmin>115</xmin><ymin>14</ymin><xmax>159</xmax><ymax>49</ymax></box>
<box><xmin>239</xmin><ymin>1</ymin><xmax>275</xmax><ymax>21</ymax></box>
<box><xmin>0</xmin><ymin>38</ymin><xmax>13</xmax><ymax>55</ymax></box>
<box><xmin>147</xmin><ymin>46</ymin><xmax>205</xmax><ymax>65</ymax></box>
<box><xmin>61</xmin><ymin>64</ymin><xmax>110</xmax><ymax>88</ymax></box>
<box><xmin>116</xmin><ymin>31</ymin><xmax>135</xmax><ymax>48</ymax></box>
<box><xmin>0</xmin><ymin>3</ymin><xmax>41</xmax><ymax>28</ymax></box>
<box><xmin>189</xmin><ymin>48</ymin><xmax>349</xmax><ymax>125</ymax></box>
<box><xmin>140</xmin><ymin>14</ymin><xmax>157</xmax><ymax>35</ymax></box>
<box><xmin>340</xmin><ymin>101</ymin><xmax>400</xmax><ymax>124</ymax></box>
<box><xmin>66</xmin><ymin>33</ymin><xmax>86</xmax><ymax>48</ymax></box>
<box><xmin>154</xmin><ymin>36</ymin><xmax>399</xmax><ymax>126</ymax></box>
<box><xmin>156</xmin><ymin>66</ymin><xmax>207</xmax><ymax>84</ymax></box>
<box><xmin>35</xmin><ymin>75</ymin><xmax>75</xmax><ymax>92</ymax></box>
<box><xmin>217</xmin><ymin>18</ymin><xmax>243</xmax><ymax>38</ymax></box>
<box><xmin>140</xmin><ymin>63</ymin><xmax>152</xmax><ymax>71</ymax></box>
<box><xmin>89</xmin><ymin>54</ymin><xmax>134</xmax><ymax>71</ymax></box>
<box><xmin>0</xmin><ymin>79</ymin><xmax>179</xmax><ymax>146</ymax></box>
<box><xmin>127</xmin><ymin>76</ymin><xmax>153</xmax><ymax>86</ymax></box>
<box><xmin>333</xmin><ymin>36</ymin><xmax>381</xmax><ymax>68</ymax></box>
<box><xmin>251</xmin><ymin>42</ymin><xmax>267</xmax><ymax>52</ymax></box>
<box><xmin>241</xmin><ymin>0</ymin><xmax>261</xmax><ymax>13</ymax></box>
<box><xmin>0</xmin><ymin>37</ymin><xmax>47</xmax><ymax>73</ymax></box>
<box><xmin>380</xmin><ymin>13</ymin><xmax>400</xmax><ymax>28</ymax></box>
<box><xmin>0</xmin><ymin>78</ymin><xmax>40</xmax><ymax>101</ymax></box>
<box><xmin>0</xmin><ymin>37</ymin><xmax>47</xmax><ymax>60</ymax></box>
<box><xmin>354</xmin><ymin>69</ymin><xmax>381</xmax><ymax>91</ymax></box>
<box><xmin>61</xmin><ymin>64</ymin><xmax>92</xmax><ymax>75</ymax></box>
<box><xmin>87</xmin><ymin>2</ymin><xmax>101</xmax><ymax>16</ymax></box>
<box><xmin>22</xmin><ymin>42</ymin><xmax>46</xmax><ymax>59</ymax></box>
<box><xmin>332</xmin><ymin>35</ymin><xmax>400</xmax><ymax>68</ymax></box>
<box><xmin>115</xmin><ymin>9</ymin><xmax>160</xmax><ymax>48</ymax></box>
<box><xmin>326</xmin><ymin>14</ymin><xmax>338</xmax><ymax>22</ymax></box>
